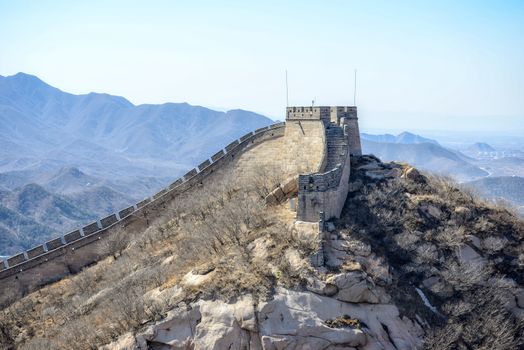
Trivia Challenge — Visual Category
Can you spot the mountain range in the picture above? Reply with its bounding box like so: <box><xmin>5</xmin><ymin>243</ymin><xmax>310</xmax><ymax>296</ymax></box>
<box><xmin>1</xmin><ymin>72</ymin><xmax>523</xmax><ymax>254</ymax></box>
<box><xmin>0</xmin><ymin>73</ymin><xmax>274</xmax><ymax>255</ymax></box>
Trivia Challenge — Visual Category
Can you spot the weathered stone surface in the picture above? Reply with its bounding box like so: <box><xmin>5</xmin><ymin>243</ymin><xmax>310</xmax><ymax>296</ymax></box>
<box><xmin>467</xmin><ymin>234</ymin><xmax>482</xmax><ymax>249</ymax></box>
<box><xmin>273</xmin><ymin>186</ymin><xmax>285</xmax><ymax>201</ymax></box>
<box><xmin>123</xmin><ymin>289</ymin><xmax>422</xmax><ymax>350</ymax></box>
<box><xmin>327</xmin><ymin>272</ymin><xmax>389</xmax><ymax>304</ymax></box>
<box><xmin>458</xmin><ymin>244</ymin><xmax>485</xmax><ymax>265</ymax></box>
<box><xmin>422</xmin><ymin>276</ymin><xmax>440</xmax><ymax>289</ymax></box>
<box><xmin>281</xmin><ymin>176</ymin><xmax>298</xmax><ymax>194</ymax></box>
<box><xmin>419</xmin><ymin>203</ymin><xmax>442</xmax><ymax>220</ymax></box>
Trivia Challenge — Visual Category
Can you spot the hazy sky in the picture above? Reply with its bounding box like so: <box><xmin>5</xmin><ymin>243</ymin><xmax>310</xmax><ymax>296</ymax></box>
<box><xmin>1</xmin><ymin>0</ymin><xmax>523</xmax><ymax>132</ymax></box>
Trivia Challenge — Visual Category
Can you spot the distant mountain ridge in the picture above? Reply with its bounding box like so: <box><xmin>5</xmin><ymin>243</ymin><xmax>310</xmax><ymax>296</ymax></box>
<box><xmin>0</xmin><ymin>72</ymin><xmax>275</xmax><ymax>255</ymax></box>
<box><xmin>361</xmin><ymin>132</ymin><xmax>488</xmax><ymax>182</ymax></box>
<box><xmin>0</xmin><ymin>73</ymin><xmax>273</xmax><ymax>166</ymax></box>
<box><xmin>467</xmin><ymin>142</ymin><xmax>496</xmax><ymax>152</ymax></box>
<box><xmin>361</xmin><ymin>131</ymin><xmax>438</xmax><ymax>145</ymax></box>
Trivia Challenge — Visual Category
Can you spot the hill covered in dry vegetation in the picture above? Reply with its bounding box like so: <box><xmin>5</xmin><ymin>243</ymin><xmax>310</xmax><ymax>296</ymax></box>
<box><xmin>1</xmin><ymin>156</ymin><xmax>523</xmax><ymax>349</ymax></box>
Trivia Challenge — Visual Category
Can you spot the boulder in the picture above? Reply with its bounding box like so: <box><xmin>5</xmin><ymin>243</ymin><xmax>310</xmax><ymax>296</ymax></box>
<box><xmin>327</xmin><ymin>272</ymin><xmax>389</xmax><ymax>304</ymax></box>
<box><xmin>422</xmin><ymin>276</ymin><xmax>440</xmax><ymax>289</ymax></box>
<box><xmin>458</xmin><ymin>245</ymin><xmax>485</xmax><ymax>265</ymax></box>
<box><xmin>419</xmin><ymin>203</ymin><xmax>442</xmax><ymax>220</ymax></box>
<box><xmin>403</xmin><ymin>167</ymin><xmax>425</xmax><ymax>183</ymax></box>
<box><xmin>131</xmin><ymin>289</ymin><xmax>423</xmax><ymax>350</ymax></box>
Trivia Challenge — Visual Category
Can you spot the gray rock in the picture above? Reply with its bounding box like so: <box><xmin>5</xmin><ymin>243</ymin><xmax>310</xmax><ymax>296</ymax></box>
<box><xmin>327</xmin><ymin>272</ymin><xmax>390</xmax><ymax>304</ymax></box>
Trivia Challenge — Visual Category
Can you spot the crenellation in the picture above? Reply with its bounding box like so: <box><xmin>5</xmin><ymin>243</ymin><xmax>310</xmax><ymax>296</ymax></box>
<box><xmin>183</xmin><ymin>168</ymin><xmax>198</xmax><ymax>179</ymax></box>
<box><xmin>26</xmin><ymin>245</ymin><xmax>46</xmax><ymax>259</ymax></box>
<box><xmin>153</xmin><ymin>188</ymin><xmax>168</xmax><ymax>200</ymax></box>
<box><xmin>64</xmin><ymin>230</ymin><xmax>82</xmax><ymax>243</ymax></box>
<box><xmin>225</xmin><ymin>140</ymin><xmax>240</xmax><ymax>152</ymax></box>
<box><xmin>100</xmin><ymin>214</ymin><xmax>118</xmax><ymax>228</ymax></box>
<box><xmin>198</xmin><ymin>159</ymin><xmax>211</xmax><ymax>171</ymax></box>
<box><xmin>118</xmin><ymin>206</ymin><xmax>135</xmax><ymax>219</ymax></box>
<box><xmin>82</xmin><ymin>222</ymin><xmax>100</xmax><ymax>236</ymax></box>
<box><xmin>137</xmin><ymin>198</ymin><xmax>151</xmax><ymax>208</ymax></box>
<box><xmin>7</xmin><ymin>253</ymin><xmax>26</xmax><ymax>267</ymax></box>
<box><xmin>240</xmin><ymin>132</ymin><xmax>254</xmax><ymax>142</ymax></box>
<box><xmin>211</xmin><ymin>150</ymin><xmax>225</xmax><ymax>162</ymax></box>
<box><xmin>46</xmin><ymin>237</ymin><xmax>64</xmax><ymax>251</ymax></box>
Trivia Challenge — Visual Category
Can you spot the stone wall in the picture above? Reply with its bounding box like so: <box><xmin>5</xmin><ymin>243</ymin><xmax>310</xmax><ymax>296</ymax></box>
<box><xmin>0</xmin><ymin>104</ymin><xmax>362</xmax><ymax>303</ymax></box>
<box><xmin>0</xmin><ymin>123</ymin><xmax>288</xmax><ymax>302</ymax></box>
<box><xmin>296</xmin><ymin>127</ymin><xmax>351</xmax><ymax>222</ymax></box>
<box><xmin>293</xmin><ymin>106</ymin><xmax>359</xmax><ymax>222</ymax></box>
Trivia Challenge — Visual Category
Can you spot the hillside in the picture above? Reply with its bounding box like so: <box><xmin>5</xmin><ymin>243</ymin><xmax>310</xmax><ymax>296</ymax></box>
<box><xmin>465</xmin><ymin>176</ymin><xmax>524</xmax><ymax>216</ymax></box>
<box><xmin>1</xmin><ymin>156</ymin><xmax>522</xmax><ymax>349</ymax></box>
<box><xmin>0</xmin><ymin>184</ymin><xmax>97</xmax><ymax>254</ymax></box>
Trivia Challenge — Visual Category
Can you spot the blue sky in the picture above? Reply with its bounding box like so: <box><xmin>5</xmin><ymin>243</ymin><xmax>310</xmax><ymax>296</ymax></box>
<box><xmin>0</xmin><ymin>0</ymin><xmax>523</xmax><ymax>133</ymax></box>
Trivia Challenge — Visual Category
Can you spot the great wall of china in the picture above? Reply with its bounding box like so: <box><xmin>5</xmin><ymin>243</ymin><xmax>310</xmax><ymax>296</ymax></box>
<box><xmin>0</xmin><ymin>106</ymin><xmax>361</xmax><ymax>301</ymax></box>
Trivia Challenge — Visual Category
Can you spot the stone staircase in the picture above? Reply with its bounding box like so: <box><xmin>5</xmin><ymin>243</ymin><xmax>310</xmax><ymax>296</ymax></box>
<box><xmin>325</xmin><ymin>123</ymin><xmax>348</xmax><ymax>171</ymax></box>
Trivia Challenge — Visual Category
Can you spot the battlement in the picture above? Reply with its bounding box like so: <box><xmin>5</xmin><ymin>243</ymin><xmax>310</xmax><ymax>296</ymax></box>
<box><xmin>286</xmin><ymin>106</ymin><xmax>331</xmax><ymax>122</ymax></box>
<box><xmin>286</xmin><ymin>106</ymin><xmax>357</xmax><ymax>124</ymax></box>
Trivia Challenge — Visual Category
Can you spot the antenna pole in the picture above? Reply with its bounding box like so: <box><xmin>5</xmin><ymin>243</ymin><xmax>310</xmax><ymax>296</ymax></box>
<box><xmin>353</xmin><ymin>69</ymin><xmax>357</xmax><ymax>106</ymax></box>
<box><xmin>285</xmin><ymin>70</ymin><xmax>289</xmax><ymax>107</ymax></box>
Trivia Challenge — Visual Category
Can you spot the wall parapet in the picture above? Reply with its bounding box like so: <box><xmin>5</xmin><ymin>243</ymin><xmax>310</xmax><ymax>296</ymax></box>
<box><xmin>0</xmin><ymin>122</ymin><xmax>286</xmax><ymax>287</ymax></box>
<box><xmin>296</xmin><ymin>122</ymin><xmax>351</xmax><ymax>222</ymax></box>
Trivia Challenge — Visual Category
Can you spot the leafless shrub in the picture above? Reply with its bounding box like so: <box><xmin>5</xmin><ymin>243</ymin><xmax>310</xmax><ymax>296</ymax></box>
<box><xmin>415</xmin><ymin>243</ymin><xmax>438</xmax><ymax>264</ymax></box>
<box><xmin>481</xmin><ymin>236</ymin><xmax>508</xmax><ymax>253</ymax></box>
<box><xmin>440</xmin><ymin>261</ymin><xmax>492</xmax><ymax>292</ymax></box>
<box><xmin>441</xmin><ymin>300</ymin><xmax>474</xmax><ymax>317</ymax></box>
<box><xmin>249</xmin><ymin>163</ymin><xmax>285</xmax><ymax>199</ymax></box>
<box><xmin>434</xmin><ymin>226</ymin><xmax>466</xmax><ymax>250</ymax></box>
<box><xmin>393</xmin><ymin>232</ymin><xmax>419</xmax><ymax>250</ymax></box>
<box><xmin>100</xmin><ymin>227</ymin><xmax>131</xmax><ymax>260</ymax></box>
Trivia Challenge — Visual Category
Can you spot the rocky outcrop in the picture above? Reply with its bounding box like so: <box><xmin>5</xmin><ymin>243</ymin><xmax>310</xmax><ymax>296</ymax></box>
<box><xmin>110</xmin><ymin>288</ymin><xmax>422</xmax><ymax>350</ymax></box>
